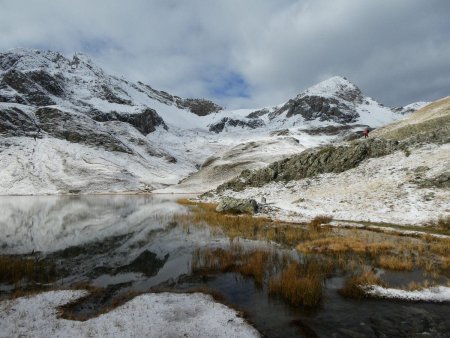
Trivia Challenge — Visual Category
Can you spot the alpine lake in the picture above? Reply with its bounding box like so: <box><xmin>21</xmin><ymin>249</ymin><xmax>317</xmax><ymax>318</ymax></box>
<box><xmin>1</xmin><ymin>195</ymin><xmax>449</xmax><ymax>338</ymax></box>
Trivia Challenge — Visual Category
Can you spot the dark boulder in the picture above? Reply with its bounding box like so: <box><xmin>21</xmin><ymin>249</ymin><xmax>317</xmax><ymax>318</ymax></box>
<box><xmin>216</xmin><ymin>196</ymin><xmax>259</xmax><ymax>214</ymax></box>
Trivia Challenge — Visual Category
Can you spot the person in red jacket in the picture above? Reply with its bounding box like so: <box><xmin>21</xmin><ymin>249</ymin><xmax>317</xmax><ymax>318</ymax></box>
<box><xmin>363</xmin><ymin>128</ymin><xmax>369</xmax><ymax>138</ymax></box>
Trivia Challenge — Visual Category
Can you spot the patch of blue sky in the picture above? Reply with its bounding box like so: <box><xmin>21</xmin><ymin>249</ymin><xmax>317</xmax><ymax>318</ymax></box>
<box><xmin>207</xmin><ymin>71</ymin><xmax>250</xmax><ymax>99</ymax></box>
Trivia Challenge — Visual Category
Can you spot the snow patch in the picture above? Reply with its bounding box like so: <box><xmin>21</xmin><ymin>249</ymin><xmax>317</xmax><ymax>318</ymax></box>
<box><xmin>365</xmin><ymin>285</ymin><xmax>450</xmax><ymax>302</ymax></box>
<box><xmin>0</xmin><ymin>290</ymin><xmax>260</xmax><ymax>338</ymax></box>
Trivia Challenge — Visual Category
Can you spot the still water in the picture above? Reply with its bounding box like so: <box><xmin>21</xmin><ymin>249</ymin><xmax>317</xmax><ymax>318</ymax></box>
<box><xmin>0</xmin><ymin>195</ymin><xmax>449</xmax><ymax>337</ymax></box>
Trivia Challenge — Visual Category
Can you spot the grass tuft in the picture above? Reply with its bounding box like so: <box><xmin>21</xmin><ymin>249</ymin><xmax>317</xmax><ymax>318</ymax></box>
<box><xmin>268</xmin><ymin>262</ymin><xmax>323</xmax><ymax>307</ymax></box>
<box><xmin>307</xmin><ymin>215</ymin><xmax>333</xmax><ymax>232</ymax></box>
<box><xmin>339</xmin><ymin>270</ymin><xmax>385</xmax><ymax>299</ymax></box>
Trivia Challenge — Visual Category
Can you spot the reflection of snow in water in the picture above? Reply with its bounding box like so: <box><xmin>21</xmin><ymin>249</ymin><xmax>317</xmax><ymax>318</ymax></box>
<box><xmin>0</xmin><ymin>195</ymin><xmax>190</xmax><ymax>254</ymax></box>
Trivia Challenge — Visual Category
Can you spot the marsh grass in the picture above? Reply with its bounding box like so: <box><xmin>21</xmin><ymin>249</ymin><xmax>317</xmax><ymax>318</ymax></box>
<box><xmin>191</xmin><ymin>246</ymin><xmax>284</xmax><ymax>286</ymax></box>
<box><xmin>192</xmin><ymin>245</ymin><xmax>335</xmax><ymax>307</ymax></box>
<box><xmin>339</xmin><ymin>270</ymin><xmax>385</xmax><ymax>299</ymax></box>
<box><xmin>268</xmin><ymin>262</ymin><xmax>323</xmax><ymax>306</ymax></box>
<box><xmin>377</xmin><ymin>255</ymin><xmax>414</xmax><ymax>271</ymax></box>
<box><xmin>307</xmin><ymin>215</ymin><xmax>333</xmax><ymax>232</ymax></box>
<box><xmin>436</xmin><ymin>215</ymin><xmax>450</xmax><ymax>231</ymax></box>
<box><xmin>178</xmin><ymin>199</ymin><xmax>449</xmax><ymax>296</ymax></box>
<box><xmin>175</xmin><ymin>199</ymin><xmax>324</xmax><ymax>246</ymax></box>
<box><xmin>296</xmin><ymin>236</ymin><xmax>395</xmax><ymax>255</ymax></box>
<box><xmin>0</xmin><ymin>255</ymin><xmax>57</xmax><ymax>287</ymax></box>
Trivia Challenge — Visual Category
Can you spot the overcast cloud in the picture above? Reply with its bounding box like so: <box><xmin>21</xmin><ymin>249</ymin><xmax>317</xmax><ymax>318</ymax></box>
<box><xmin>1</xmin><ymin>0</ymin><xmax>449</xmax><ymax>108</ymax></box>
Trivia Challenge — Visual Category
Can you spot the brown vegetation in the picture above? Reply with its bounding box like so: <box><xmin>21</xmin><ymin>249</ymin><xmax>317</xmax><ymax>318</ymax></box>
<box><xmin>0</xmin><ymin>255</ymin><xmax>57</xmax><ymax>287</ymax></box>
<box><xmin>307</xmin><ymin>215</ymin><xmax>333</xmax><ymax>232</ymax></box>
<box><xmin>339</xmin><ymin>270</ymin><xmax>385</xmax><ymax>299</ymax></box>
<box><xmin>268</xmin><ymin>262</ymin><xmax>323</xmax><ymax>306</ymax></box>
<box><xmin>377</xmin><ymin>255</ymin><xmax>414</xmax><ymax>271</ymax></box>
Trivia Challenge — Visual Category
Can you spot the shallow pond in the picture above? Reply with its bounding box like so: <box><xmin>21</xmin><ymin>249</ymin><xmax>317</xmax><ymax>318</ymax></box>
<box><xmin>0</xmin><ymin>195</ymin><xmax>449</xmax><ymax>337</ymax></box>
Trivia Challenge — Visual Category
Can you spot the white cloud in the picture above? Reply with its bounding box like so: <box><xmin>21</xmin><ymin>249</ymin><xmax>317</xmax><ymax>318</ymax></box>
<box><xmin>1</xmin><ymin>0</ymin><xmax>449</xmax><ymax>108</ymax></box>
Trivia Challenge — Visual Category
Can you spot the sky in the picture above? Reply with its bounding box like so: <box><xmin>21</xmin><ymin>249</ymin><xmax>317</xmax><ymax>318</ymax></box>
<box><xmin>0</xmin><ymin>0</ymin><xmax>449</xmax><ymax>109</ymax></box>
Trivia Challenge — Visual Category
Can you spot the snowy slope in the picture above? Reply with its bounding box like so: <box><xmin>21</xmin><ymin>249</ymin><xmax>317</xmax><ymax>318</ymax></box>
<box><xmin>0</xmin><ymin>49</ymin><xmax>423</xmax><ymax>195</ymax></box>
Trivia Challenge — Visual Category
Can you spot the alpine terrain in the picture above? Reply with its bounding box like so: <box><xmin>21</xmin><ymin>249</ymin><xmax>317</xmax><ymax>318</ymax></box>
<box><xmin>0</xmin><ymin>48</ymin><xmax>428</xmax><ymax>195</ymax></box>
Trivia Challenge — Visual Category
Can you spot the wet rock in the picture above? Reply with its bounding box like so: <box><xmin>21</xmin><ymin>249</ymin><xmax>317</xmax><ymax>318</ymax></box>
<box><xmin>216</xmin><ymin>197</ymin><xmax>259</xmax><ymax>214</ymax></box>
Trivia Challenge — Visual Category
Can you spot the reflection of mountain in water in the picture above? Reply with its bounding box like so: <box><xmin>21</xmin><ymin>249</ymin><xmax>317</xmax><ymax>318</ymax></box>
<box><xmin>0</xmin><ymin>195</ymin><xmax>228</xmax><ymax>292</ymax></box>
<box><xmin>0</xmin><ymin>195</ymin><xmax>187</xmax><ymax>254</ymax></box>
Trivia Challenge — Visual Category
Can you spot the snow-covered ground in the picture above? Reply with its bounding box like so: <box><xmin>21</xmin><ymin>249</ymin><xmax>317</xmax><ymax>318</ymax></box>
<box><xmin>365</xmin><ymin>285</ymin><xmax>450</xmax><ymax>303</ymax></box>
<box><xmin>211</xmin><ymin>143</ymin><xmax>450</xmax><ymax>225</ymax></box>
<box><xmin>0</xmin><ymin>290</ymin><xmax>260</xmax><ymax>338</ymax></box>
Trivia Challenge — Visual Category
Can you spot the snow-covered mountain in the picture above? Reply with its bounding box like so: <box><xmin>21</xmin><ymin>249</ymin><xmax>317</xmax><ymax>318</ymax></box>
<box><xmin>0</xmin><ymin>49</ymin><xmax>424</xmax><ymax>195</ymax></box>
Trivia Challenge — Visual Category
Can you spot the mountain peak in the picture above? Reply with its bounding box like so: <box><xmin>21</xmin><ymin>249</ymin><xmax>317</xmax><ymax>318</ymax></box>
<box><xmin>299</xmin><ymin>76</ymin><xmax>362</xmax><ymax>102</ymax></box>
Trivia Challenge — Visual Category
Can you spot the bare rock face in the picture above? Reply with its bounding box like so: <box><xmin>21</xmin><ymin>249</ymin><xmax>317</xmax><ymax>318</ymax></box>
<box><xmin>209</xmin><ymin>117</ymin><xmax>265</xmax><ymax>133</ymax></box>
<box><xmin>35</xmin><ymin>107</ymin><xmax>131</xmax><ymax>153</ymax></box>
<box><xmin>273</xmin><ymin>95</ymin><xmax>359</xmax><ymax>123</ymax></box>
<box><xmin>0</xmin><ymin>107</ymin><xmax>39</xmax><ymax>137</ymax></box>
<box><xmin>179</xmin><ymin>98</ymin><xmax>222</xmax><ymax>116</ymax></box>
<box><xmin>1</xmin><ymin>70</ymin><xmax>56</xmax><ymax>106</ymax></box>
<box><xmin>268</xmin><ymin>76</ymin><xmax>364</xmax><ymax>123</ymax></box>
<box><xmin>216</xmin><ymin>196</ymin><xmax>259</xmax><ymax>214</ymax></box>
<box><xmin>91</xmin><ymin>108</ymin><xmax>168</xmax><ymax>135</ymax></box>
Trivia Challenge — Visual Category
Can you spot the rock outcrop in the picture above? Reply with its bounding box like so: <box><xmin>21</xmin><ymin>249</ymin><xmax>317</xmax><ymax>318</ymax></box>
<box><xmin>0</xmin><ymin>106</ymin><xmax>39</xmax><ymax>137</ymax></box>
<box><xmin>268</xmin><ymin>77</ymin><xmax>364</xmax><ymax>123</ymax></box>
<box><xmin>209</xmin><ymin>117</ymin><xmax>265</xmax><ymax>133</ymax></box>
<box><xmin>36</xmin><ymin>107</ymin><xmax>131</xmax><ymax>153</ymax></box>
<box><xmin>90</xmin><ymin>108</ymin><xmax>168</xmax><ymax>135</ymax></box>
<box><xmin>216</xmin><ymin>196</ymin><xmax>259</xmax><ymax>214</ymax></box>
<box><xmin>217</xmin><ymin>138</ymin><xmax>403</xmax><ymax>192</ymax></box>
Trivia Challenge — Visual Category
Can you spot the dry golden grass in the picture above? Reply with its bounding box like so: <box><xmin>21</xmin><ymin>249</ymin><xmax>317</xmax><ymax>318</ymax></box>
<box><xmin>438</xmin><ymin>216</ymin><xmax>450</xmax><ymax>230</ymax></box>
<box><xmin>178</xmin><ymin>199</ymin><xmax>450</xmax><ymax>279</ymax></box>
<box><xmin>192</xmin><ymin>246</ymin><xmax>289</xmax><ymax>286</ymax></box>
<box><xmin>296</xmin><ymin>236</ymin><xmax>395</xmax><ymax>255</ymax></box>
<box><xmin>440</xmin><ymin>256</ymin><xmax>450</xmax><ymax>270</ymax></box>
<box><xmin>377</xmin><ymin>255</ymin><xmax>413</xmax><ymax>271</ymax></box>
<box><xmin>339</xmin><ymin>270</ymin><xmax>385</xmax><ymax>299</ymax></box>
<box><xmin>268</xmin><ymin>262</ymin><xmax>323</xmax><ymax>307</ymax></box>
<box><xmin>175</xmin><ymin>199</ymin><xmax>321</xmax><ymax>246</ymax></box>
<box><xmin>192</xmin><ymin>246</ymin><xmax>330</xmax><ymax>306</ymax></box>
<box><xmin>307</xmin><ymin>215</ymin><xmax>333</xmax><ymax>232</ymax></box>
